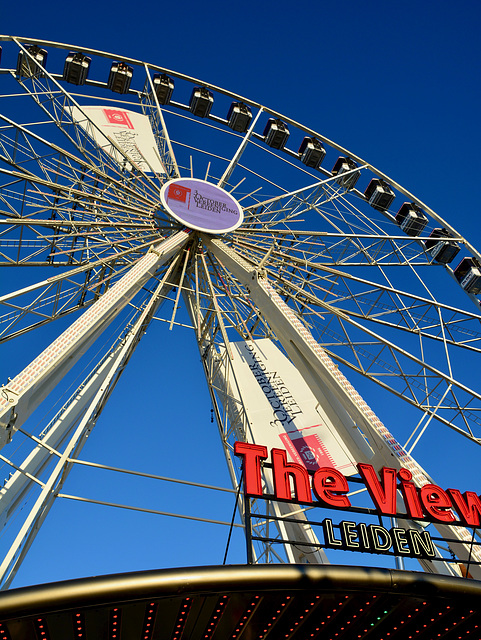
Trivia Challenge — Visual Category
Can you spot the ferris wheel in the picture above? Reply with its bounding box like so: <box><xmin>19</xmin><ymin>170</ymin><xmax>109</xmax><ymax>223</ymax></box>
<box><xmin>1</xmin><ymin>35</ymin><xmax>481</xmax><ymax>590</ymax></box>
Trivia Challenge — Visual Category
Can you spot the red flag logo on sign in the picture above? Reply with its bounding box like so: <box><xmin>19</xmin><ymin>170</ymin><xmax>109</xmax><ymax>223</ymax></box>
<box><xmin>167</xmin><ymin>184</ymin><xmax>191</xmax><ymax>205</ymax></box>
<box><xmin>103</xmin><ymin>109</ymin><xmax>134</xmax><ymax>129</ymax></box>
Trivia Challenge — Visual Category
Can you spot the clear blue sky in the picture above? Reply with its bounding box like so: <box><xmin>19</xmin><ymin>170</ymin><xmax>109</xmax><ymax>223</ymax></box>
<box><xmin>1</xmin><ymin>0</ymin><xmax>481</xmax><ymax>588</ymax></box>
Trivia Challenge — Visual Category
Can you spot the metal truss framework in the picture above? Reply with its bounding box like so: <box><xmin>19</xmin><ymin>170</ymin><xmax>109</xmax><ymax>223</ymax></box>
<box><xmin>0</xmin><ymin>36</ymin><xmax>480</xmax><ymax>588</ymax></box>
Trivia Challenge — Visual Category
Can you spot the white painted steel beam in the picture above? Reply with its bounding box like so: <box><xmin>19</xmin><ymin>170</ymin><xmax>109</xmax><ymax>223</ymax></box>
<box><xmin>182</xmin><ymin>265</ymin><xmax>328</xmax><ymax>565</ymax></box>
<box><xmin>0</xmin><ymin>266</ymin><xmax>180</xmax><ymax>589</ymax></box>
<box><xmin>205</xmin><ymin>237</ymin><xmax>481</xmax><ymax>578</ymax></box>
<box><xmin>205</xmin><ymin>236</ymin><xmax>374</xmax><ymax>462</ymax></box>
<box><xmin>0</xmin><ymin>230</ymin><xmax>189</xmax><ymax>448</ymax></box>
<box><xmin>0</xmin><ymin>347</ymin><xmax>120</xmax><ymax>530</ymax></box>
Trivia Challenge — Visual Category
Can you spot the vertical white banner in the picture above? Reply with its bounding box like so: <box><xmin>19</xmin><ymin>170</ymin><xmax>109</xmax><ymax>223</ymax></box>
<box><xmin>231</xmin><ymin>339</ymin><xmax>369</xmax><ymax>475</ymax></box>
<box><xmin>71</xmin><ymin>105</ymin><xmax>165</xmax><ymax>174</ymax></box>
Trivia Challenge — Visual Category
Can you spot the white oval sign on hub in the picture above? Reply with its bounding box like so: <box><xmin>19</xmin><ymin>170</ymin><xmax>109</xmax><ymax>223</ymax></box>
<box><xmin>160</xmin><ymin>178</ymin><xmax>244</xmax><ymax>234</ymax></box>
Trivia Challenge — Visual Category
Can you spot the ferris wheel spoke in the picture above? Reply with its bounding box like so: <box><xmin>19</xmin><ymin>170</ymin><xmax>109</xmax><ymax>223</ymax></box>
<box><xmin>0</xmin><ymin>184</ymin><xmax>162</xmax><ymax>268</ymax></box>
<box><xmin>0</xmin><ymin>231</ymin><xmax>165</xmax><ymax>322</ymax></box>
<box><xmin>310</xmin><ymin>300</ymin><xmax>480</xmax><ymax>416</ymax></box>
<box><xmin>11</xmin><ymin>74</ymin><xmax>124</xmax><ymax>182</ymax></box>
<box><xmin>0</xmin><ymin>222</ymin><xmax>157</xmax><ymax>265</ymax></box>
<box><xmin>208</xmin><ymin>237</ymin><xmax>481</xmax><ymax>445</ymax></box>
<box><xmin>197</xmin><ymin>250</ymin><xmax>234</xmax><ymax>359</ymax></box>
<box><xmin>202</xmin><ymin>251</ymin><xmax>255</xmax><ymax>340</ymax></box>
<box><xmin>168</xmin><ymin>138</ymin><xmax>235</xmax><ymax>179</ymax></box>
<box><xmin>231</xmin><ymin>232</ymin><xmax>481</xmax><ymax>352</ymax></box>
<box><xmin>323</xmin><ymin>182</ymin><xmax>390</xmax><ymax>235</ymax></box>
<box><xmin>140</xmin><ymin>64</ymin><xmax>180</xmax><ymax>179</ymax></box>
<box><xmin>199</xmin><ymin>246</ymin><xmax>272</xmax><ymax>340</ymax></box>
<box><xmin>10</xmin><ymin>42</ymin><xmax>163</xmax><ymax>201</ymax></box>
<box><xmin>237</xmin><ymin>220</ymin><xmax>436</xmax><ymax>268</ymax></box>
<box><xmin>169</xmin><ymin>133</ymin><xmax>296</xmax><ymax>198</ymax></box>
<box><xmin>0</xmin><ymin>165</ymin><xmax>155</xmax><ymax>221</ymax></box>
<box><xmin>0</xmin><ymin>238</ymin><xmax>176</xmax><ymax>341</ymax></box>
<box><xmin>0</xmin><ymin>260</ymin><xmax>136</xmax><ymax>343</ymax></box>
<box><xmin>315</xmin><ymin>318</ymin><xmax>481</xmax><ymax>442</ymax></box>
<box><xmin>0</xmin><ymin>280</ymin><xmax>98</xmax><ymax>343</ymax></box>
<box><xmin>0</xmin><ymin>112</ymin><xmax>164</xmax><ymax>218</ymax></box>
<box><xmin>218</xmin><ymin>108</ymin><xmax>264</xmax><ymax>188</ymax></box>
<box><xmin>281</xmin><ymin>269</ymin><xmax>481</xmax><ymax>352</ymax></box>
<box><xmin>46</xmin><ymin>228</ymin><xmax>158</xmax><ymax>261</ymax></box>
<box><xmin>316</xmin><ymin>306</ymin><xmax>477</xmax><ymax>425</ymax></box>
<box><xmin>233</xmin><ymin>230</ymin><xmax>432</xmax><ymax>271</ymax></box>
<box><xmin>242</xmin><ymin>164</ymin><xmax>368</xmax><ymax>221</ymax></box>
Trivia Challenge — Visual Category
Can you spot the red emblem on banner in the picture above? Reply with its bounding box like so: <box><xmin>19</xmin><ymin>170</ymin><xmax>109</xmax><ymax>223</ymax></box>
<box><xmin>167</xmin><ymin>184</ymin><xmax>191</xmax><ymax>205</ymax></box>
<box><xmin>103</xmin><ymin>109</ymin><xmax>134</xmax><ymax>129</ymax></box>
<box><xmin>279</xmin><ymin>432</ymin><xmax>336</xmax><ymax>471</ymax></box>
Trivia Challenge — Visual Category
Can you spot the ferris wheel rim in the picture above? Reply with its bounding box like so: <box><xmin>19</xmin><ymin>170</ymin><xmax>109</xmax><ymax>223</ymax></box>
<box><xmin>0</xmin><ymin>33</ymin><xmax>479</xmax><ymax>261</ymax></box>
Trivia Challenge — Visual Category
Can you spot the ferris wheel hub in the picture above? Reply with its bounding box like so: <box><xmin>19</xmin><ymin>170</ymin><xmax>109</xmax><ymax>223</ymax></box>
<box><xmin>160</xmin><ymin>178</ymin><xmax>243</xmax><ymax>234</ymax></box>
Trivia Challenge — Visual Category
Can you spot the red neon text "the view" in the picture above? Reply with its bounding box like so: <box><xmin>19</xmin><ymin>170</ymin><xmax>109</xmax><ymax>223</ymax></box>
<box><xmin>234</xmin><ymin>441</ymin><xmax>481</xmax><ymax>527</ymax></box>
